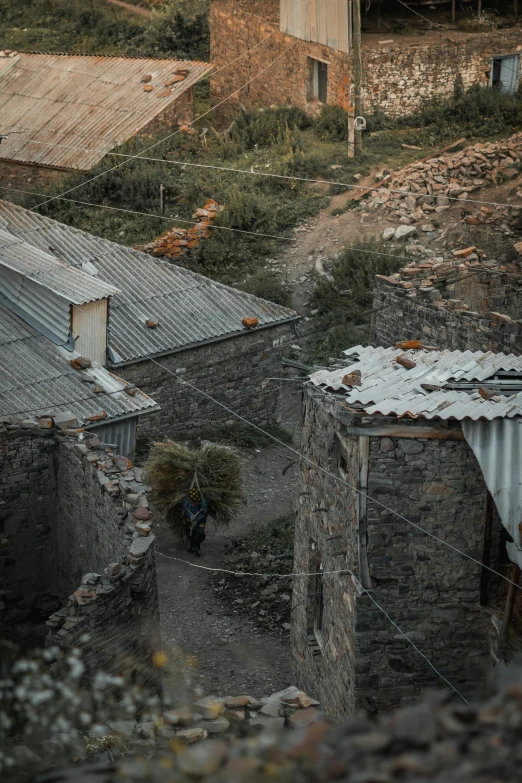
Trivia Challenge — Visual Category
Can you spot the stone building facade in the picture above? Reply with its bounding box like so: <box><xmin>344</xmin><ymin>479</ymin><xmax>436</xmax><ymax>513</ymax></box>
<box><xmin>210</xmin><ymin>0</ymin><xmax>522</xmax><ymax>124</ymax></box>
<box><xmin>119</xmin><ymin>321</ymin><xmax>294</xmax><ymax>440</ymax></box>
<box><xmin>0</xmin><ymin>419</ymin><xmax>160</xmax><ymax>689</ymax></box>
<box><xmin>290</xmin><ymin>344</ymin><xmax>522</xmax><ymax>717</ymax></box>
<box><xmin>370</xmin><ymin>256</ymin><xmax>522</xmax><ymax>354</ymax></box>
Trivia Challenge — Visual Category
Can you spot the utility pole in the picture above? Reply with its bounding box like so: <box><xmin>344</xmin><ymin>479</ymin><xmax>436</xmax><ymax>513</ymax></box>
<box><xmin>353</xmin><ymin>0</ymin><xmax>363</xmax><ymax>155</ymax></box>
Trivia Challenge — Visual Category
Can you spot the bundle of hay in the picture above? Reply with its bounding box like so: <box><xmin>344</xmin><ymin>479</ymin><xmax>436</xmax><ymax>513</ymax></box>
<box><xmin>145</xmin><ymin>440</ymin><xmax>244</xmax><ymax>535</ymax></box>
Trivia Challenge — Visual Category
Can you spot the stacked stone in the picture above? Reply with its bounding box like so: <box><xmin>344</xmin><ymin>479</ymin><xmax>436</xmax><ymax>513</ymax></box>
<box><xmin>116</xmin><ymin>686</ymin><xmax>324</xmax><ymax>753</ymax></box>
<box><xmin>140</xmin><ymin>199</ymin><xmax>224</xmax><ymax>261</ymax></box>
<box><xmin>365</xmin><ymin>134</ymin><xmax>522</xmax><ymax>224</ymax></box>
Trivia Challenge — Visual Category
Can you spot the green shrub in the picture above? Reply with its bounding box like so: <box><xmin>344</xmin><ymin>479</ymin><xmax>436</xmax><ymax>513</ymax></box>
<box><xmin>312</xmin><ymin>239</ymin><xmax>405</xmax><ymax>360</ymax></box>
<box><xmin>230</xmin><ymin>107</ymin><xmax>312</xmax><ymax>151</ymax></box>
<box><xmin>239</xmin><ymin>270</ymin><xmax>291</xmax><ymax>306</ymax></box>
<box><xmin>315</xmin><ymin>104</ymin><xmax>349</xmax><ymax>142</ymax></box>
<box><xmin>137</xmin><ymin>0</ymin><xmax>210</xmax><ymax>59</ymax></box>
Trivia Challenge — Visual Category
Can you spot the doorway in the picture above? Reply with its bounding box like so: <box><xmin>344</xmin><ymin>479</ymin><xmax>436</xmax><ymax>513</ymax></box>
<box><xmin>491</xmin><ymin>54</ymin><xmax>519</xmax><ymax>94</ymax></box>
<box><xmin>307</xmin><ymin>57</ymin><xmax>328</xmax><ymax>103</ymax></box>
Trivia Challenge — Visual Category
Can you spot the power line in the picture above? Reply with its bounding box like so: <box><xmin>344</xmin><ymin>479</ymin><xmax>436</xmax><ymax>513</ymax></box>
<box><xmin>13</xmin><ymin>135</ymin><xmax>522</xmax><ymax>213</ymax></box>
<box><xmin>154</xmin><ymin>549</ymin><xmax>469</xmax><ymax>704</ymax></box>
<box><xmin>149</xmin><ymin>356</ymin><xmax>522</xmax><ymax>593</ymax></box>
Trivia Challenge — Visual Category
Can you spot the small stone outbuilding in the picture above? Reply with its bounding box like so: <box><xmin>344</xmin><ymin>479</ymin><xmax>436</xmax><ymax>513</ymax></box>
<box><xmin>0</xmin><ymin>199</ymin><xmax>298</xmax><ymax>441</ymax></box>
<box><xmin>292</xmin><ymin>345</ymin><xmax>522</xmax><ymax>717</ymax></box>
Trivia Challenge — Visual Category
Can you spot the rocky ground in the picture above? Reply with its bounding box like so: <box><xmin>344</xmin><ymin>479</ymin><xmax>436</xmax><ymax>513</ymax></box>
<box><xmin>156</xmin><ymin>385</ymin><xmax>301</xmax><ymax>699</ymax></box>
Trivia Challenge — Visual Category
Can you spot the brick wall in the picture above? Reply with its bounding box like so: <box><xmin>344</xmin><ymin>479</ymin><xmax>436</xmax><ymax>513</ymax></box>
<box><xmin>371</xmin><ymin>277</ymin><xmax>521</xmax><ymax>354</ymax></box>
<box><xmin>116</xmin><ymin>322</ymin><xmax>295</xmax><ymax>440</ymax></box>
<box><xmin>0</xmin><ymin>419</ymin><xmax>160</xmax><ymax>690</ymax></box>
<box><xmin>291</xmin><ymin>388</ymin><xmax>494</xmax><ymax>717</ymax></box>
<box><xmin>210</xmin><ymin>0</ymin><xmax>522</xmax><ymax>124</ymax></box>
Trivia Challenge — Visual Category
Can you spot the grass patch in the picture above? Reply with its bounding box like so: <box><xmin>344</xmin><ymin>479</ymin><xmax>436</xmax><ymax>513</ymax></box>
<box><xmin>241</xmin><ymin>513</ymin><xmax>295</xmax><ymax>560</ymax></box>
<box><xmin>311</xmin><ymin>239</ymin><xmax>405</xmax><ymax>361</ymax></box>
<box><xmin>201</xmin><ymin>423</ymin><xmax>294</xmax><ymax>450</ymax></box>
<box><xmin>239</xmin><ymin>270</ymin><xmax>291</xmax><ymax>306</ymax></box>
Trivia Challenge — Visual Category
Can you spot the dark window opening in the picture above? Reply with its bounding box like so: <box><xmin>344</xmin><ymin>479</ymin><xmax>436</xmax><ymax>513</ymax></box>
<box><xmin>339</xmin><ymin>451</ymin><xmax>348</xmax><ymax>477</ymax></box>
<box><xmin>307</xmin><ymin>58</ymin><xmax>328</xmax><ymax>103</ymax></box>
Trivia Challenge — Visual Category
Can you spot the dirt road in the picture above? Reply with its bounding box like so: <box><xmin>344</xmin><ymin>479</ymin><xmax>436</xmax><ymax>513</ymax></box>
<box><xmin>156</xmin><ymin>389</ymin><xmax>300</xmax><ymax>698</ymax></box>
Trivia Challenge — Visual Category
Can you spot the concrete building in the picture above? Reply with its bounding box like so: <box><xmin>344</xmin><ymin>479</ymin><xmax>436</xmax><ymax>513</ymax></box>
<box><xmin>291</xmin><ymin>344</ymin><xmax>522</xmax><ymax>717</ymax></box>
<box><xmin>0</xmin><ymin>51</ymin><xmax>212</xmax><ymax>198</ymax></box>
<box><xmin>210</xmin><ymin>0</ymin><xmax>522</xmax><ymax>124</ymax></box>
<box><xmin>0</xmin><ymin>199</ymin><xmax>298</xmax><ymax>441</ymax></box>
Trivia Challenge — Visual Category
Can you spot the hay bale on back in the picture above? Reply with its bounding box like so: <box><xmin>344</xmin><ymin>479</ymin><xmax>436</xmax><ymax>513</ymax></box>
<box><xmin>145</xmin><ymin>440</ymin><xmax>244</xmax><ymax>535</ymax></box>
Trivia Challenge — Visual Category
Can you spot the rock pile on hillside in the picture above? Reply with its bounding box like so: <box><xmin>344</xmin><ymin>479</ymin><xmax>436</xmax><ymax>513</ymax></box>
<box><xmin>365</xmin><ymin>134</ymin><xmax>522</xmax><ymax>224</ymax></box>
<box><xmin>140</xmin><ymin>199</ymin><xmax>224</xmax><ymax>261</ymax></box>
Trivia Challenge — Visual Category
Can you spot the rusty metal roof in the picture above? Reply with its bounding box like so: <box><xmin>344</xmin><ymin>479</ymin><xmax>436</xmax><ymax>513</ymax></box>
<box><xmin>0</xmin><ymin>200</ymin><xmax>298</xmax><ymax>365</ymax></box>
<box><xmin>0</xmin><ymin>228</ymin><xmax>119</xmax><ymax>303</ymax></box>
<box><xmin>309</xmin><ymin>346</ymin><xmax>522</xmax><ymax>420</ymax></box>
<box><xmin>0</xmin><ymin>52</ymin><xmax>213</xmax><ymax>170</ymax></box>
<box><xmin>0</xmin><ymin>302</ymin><xmax>158</xmax><ymax>422</ymax></box>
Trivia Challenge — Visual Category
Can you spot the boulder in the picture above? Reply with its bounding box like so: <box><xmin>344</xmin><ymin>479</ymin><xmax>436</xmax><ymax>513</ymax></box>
<box><xmin>393</xmin><ymin>225</ymin><xmax>418</xmax><ymax>241</ymax></box>
<box><xmin>194</xmin><ymin>696</ymin><xmax>226</xmax><ymax>719</ymax></box>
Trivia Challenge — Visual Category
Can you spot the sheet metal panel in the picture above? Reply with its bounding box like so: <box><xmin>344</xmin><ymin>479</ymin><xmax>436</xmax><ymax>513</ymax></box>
<box><xmin>0</xmin><ymin>200</ymin><xmax>298</xmax><ymax>364</ymax></box>
<box><xmin>72</xmin><ymin>299</ymin><xmax>108</xmax><ymax>365</ymax></box>
<box><xmin>463</xmin><ymin>419</ymin><xmax>522</xmax><ymax>568</ymax></box>
<box><xmin>87</xmin><ymin>417</ymin><xmax>138</xmax><ymax>459</ymax></box>
<box><xmin>280</xmin><ymin>0</ymin><xmax>350</xmax><ymax>53</ymax></box>
<box><xmin>309</xmin><ymin>345</ymin><xmax>522</xmax><ymax>420</ymax></box>
<box><xmin>0</xmin><ymin>302</ymin><xmax>158</xmax><ymax>423</ymax></box>
<box><xmin>0</xmin><ymin>228</ymin><xmax>119</xmax><ymax>303</ymax></box>
<box><xmin>0</xmin><ymin>53</ymin><xmax>213</xmax><ymax>170</ymax></box>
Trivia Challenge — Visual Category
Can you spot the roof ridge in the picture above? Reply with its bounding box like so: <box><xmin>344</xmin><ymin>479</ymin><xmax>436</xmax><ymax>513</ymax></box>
<box><xmin>3</xmin><ymin>50</ymin><xmax>211</xmax><ymax>65</ymax></box>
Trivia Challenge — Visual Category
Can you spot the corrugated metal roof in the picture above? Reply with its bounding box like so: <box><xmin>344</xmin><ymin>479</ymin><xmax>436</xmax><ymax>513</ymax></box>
<box><xmin>309</xmin><ymin>346</ymin><xmax>522</xmax><ymax>420</ymax></box>
<box><xmin>0</xmin><ymin>200</ymin><xmax>298</xmax><ymax>365</ymax></box>
<box><xmin>0</xmin><ymin>53</ymin><xmax>213</xmax><ymax>170</ymax></box>
<box><xmin>0</xmin><ymin>302</ymin><xmax>158</xmax><ymax>422</ymax></box>
<box><xmin>0</xmin><ymin>228</ymin><xmax>119</xmax><ymax>303</ymax></box>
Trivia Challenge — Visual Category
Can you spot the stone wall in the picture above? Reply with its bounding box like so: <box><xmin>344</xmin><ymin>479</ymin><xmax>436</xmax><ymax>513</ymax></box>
<box><xmin>291</xmin><ymin>388</ymin><xmax>494</xmax><ymax>717</ymax></box>
<box><xmin>210</xmin><ymin>0</ymin><xmax>522</xmax><ymax>124</ymax></box>
<box><xmin>0</xmin><ymin>160</ymin><xmax>65</xmax><ymax>204</ymax></box>
<box><xmin>371</xmin><ymin>276</ymin><xmax>522</xmax><ymax>354</ymax></box>
<box><xmin>0</xmin><ymin>419</ymin><xmax>59</xmax><ymax>633</ymax></box>
<box><xmin>139</xmin><ymin>88</ymin><xmax>194</xmax><ymax>138</ymax></box>
<box><xmin>117</xmin><ymin>322</ymin><xmax>295</xmax><ymax>440</ymax></box>
<box><xmin>0</xmin><ymin>419</ymin><xmax>160</xmax><ymax>690</ymax></box>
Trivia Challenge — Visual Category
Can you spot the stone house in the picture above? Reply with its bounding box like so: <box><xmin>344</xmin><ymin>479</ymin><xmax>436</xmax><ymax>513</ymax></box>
<box><xmin>371</xmin><ymin>252</ymin><xmax>522</xmax><ymax>355</ymax></box>
<box><xmin>0</xmin><ymin>51</ymin><xmax>212</xmax><ymax>198</ymax></box>
<box><xmin>0</xmin><ymin>199</ymin><xmax>298</xmax><ymax>441</ymax></box>
<box><xmin>210</xmin><ymin>0</ymin><xmax>522</xmax><ymax>124</ymax></box>
<box><xmin>291</xmin><ymin>344</ymin><xmax>522</xmax><ymax>717</ymax></box>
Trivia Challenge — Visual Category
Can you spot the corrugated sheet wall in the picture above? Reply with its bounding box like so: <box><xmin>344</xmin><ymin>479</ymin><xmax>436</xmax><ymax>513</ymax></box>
<box><xmin>72</xmin><ymin>298</ymin><xmax>108</xmax><ymax>366</ymax></box>
<box><xmin>280</xmin><ymin>0</ymin><xmax>351</xmax><ymax>54</ymax></box>
<box><xmin>87</xmin><ymin>417</ymin><xmax>138</xmax><ymax>459</ymax></box>
<box><xmin>0</xmin><ymin>265</ymin><xmax>71</xmax><ymax>345</ymax></box>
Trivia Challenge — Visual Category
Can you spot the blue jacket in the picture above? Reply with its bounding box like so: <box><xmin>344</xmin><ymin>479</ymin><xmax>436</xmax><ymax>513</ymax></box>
<box><xmin>182</xmin><ymin>498</ymin><xmax>208</xmax><ymax>527</ymax></box>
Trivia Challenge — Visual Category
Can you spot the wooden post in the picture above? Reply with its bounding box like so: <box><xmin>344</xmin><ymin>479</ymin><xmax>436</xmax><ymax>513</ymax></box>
<box><xmin>480</xmin><ymin>491</ymin><xmax>494</xmax><ymax>606</ymax></box>
<box><xmin>515</xmin><ymin>0</ymin><xmax>518</xmax><ymax>22</ymax></box>
<box><xmin>159</xmin><ymin>183</ymin><xmax>164</xmax><ymax>215</ymax></box>
<box><xmin>353</xmin><ymin>0</ymin><xmax>363</xmax><ymax>155</ymax></box>
<box><xmin>377</xmin><ymin>0</ymin><xmax>381</xmax><ymax>32</ymax></box>
<box><xmin>348</xmin><ymin>82</ymin><xmax>355</xmax><ymax>158</ymax></box>
<box><xmin>478</xmin><ymin>0</ymin><xmax>482</xmax><ymax>16</ymax></box>
<box><xmin>357</xmin><ymin>436</ymin><xmax>371</xmax><ymax>589</ymax></box>
<box><xmin>498</xmin><ymin>563</ymin><xmax>521</xmax><ymax>660</ymax></box>
<box><xmin>452</xmin><ymin>0</ymin><xmax>456</xmax><ymax>23</ymax></box>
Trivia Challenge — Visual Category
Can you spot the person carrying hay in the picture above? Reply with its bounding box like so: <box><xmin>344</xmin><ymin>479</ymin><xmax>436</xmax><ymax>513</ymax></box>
<box><xmin>182</xmin><ymin>487</ymin><xmax>208</xmax><ymax>557</ymax></box>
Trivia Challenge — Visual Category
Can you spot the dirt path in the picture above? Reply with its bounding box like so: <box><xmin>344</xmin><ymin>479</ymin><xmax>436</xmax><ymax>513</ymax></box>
<box><xmin>156</xmin><ymin>388</ymin><xmax>300</xmax><ymax>698</ymax></box>
<box><xmin>106</xmin><ymin>0</ymin><xmax>151</xmax><ymax>18</ymax></box>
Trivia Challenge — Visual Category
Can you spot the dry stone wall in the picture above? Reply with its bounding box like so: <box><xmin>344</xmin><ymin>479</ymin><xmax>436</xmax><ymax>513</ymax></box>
<box><xmin>210</xmin><ymin>1</ymin><xmax>522</xmax><ymax>123</ymax></box>
<box><xmin>117</xmin><ymin>322</ymin><xmax>295</xmax><ymax>440</ymax></box>
<box><xmin>292</xmin><ymin>388</ymin><xmax>494</xmax><ymax>717</ymax></box>
<box><xmin>0</xmin><ymin>419</ymin><xmax>160</xmax><ymax>691</ymax></box>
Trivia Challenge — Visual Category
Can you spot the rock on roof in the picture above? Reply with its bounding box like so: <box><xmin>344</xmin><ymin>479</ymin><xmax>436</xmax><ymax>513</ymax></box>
<box><xmin>0</xmin><ymin>200</ymin><xmax>299</xmax><ymax>366</ymax></box>
<box><xmin>0</xmin><ymin>302</ymin><xmax>158</xmax><ymax>422</ymax></box>
<box><xmin>0</xmin><ymin>52</ymin><xmax>213</xmax><ymax>171</ymax></box>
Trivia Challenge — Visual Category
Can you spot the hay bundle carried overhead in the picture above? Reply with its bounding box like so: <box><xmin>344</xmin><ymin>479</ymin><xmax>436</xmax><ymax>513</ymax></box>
<box><xmin>145</xmin><ymin>440</ymin><xmax>244</xmax><ymax>535</ymax></box>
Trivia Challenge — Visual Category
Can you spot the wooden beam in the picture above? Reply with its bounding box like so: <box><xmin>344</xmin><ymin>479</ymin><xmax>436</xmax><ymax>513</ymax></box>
<box><xmin>452</xmin><ymin>0</ymin><xmax>456</xmax><ymax>23</ymax></box>
<box><xmin>357</xmin><ymin>435</ymin><xmax>372</xmax><ymax>589</ymax></box>
<box><xmin>347</xmin><ymin>426</ymin><xmax>464</xmax><ymax>439</ymax></box>
<box><xmin>515</xmin><ymin>0</ymin><xmax>518</xmax><ymax>22</ymax></box>
<box><xmin>480</xmin><ymin>491</ymin><xmax>494</xmax><ymax>606</ymax></box>
<box><xmin>498</xmin><ymin>563</ymin><xmax>521</xmax><ymax>660</ymax></box>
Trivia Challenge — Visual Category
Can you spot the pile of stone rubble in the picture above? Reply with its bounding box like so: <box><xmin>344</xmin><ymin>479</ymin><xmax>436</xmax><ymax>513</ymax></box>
<box><xmin>365</xmin><ymin>134</ymin><xmax>522</xmax><ymax>225</ymax></box>
<box><xmin>111</xmin><ymin>686</ymin><xmax>323</xmax><ymax>754</ymax></box>
<box><xmin>140</xmin><ymin>199</ymin><xmax>224</xmax><ymax>261</ymax></box>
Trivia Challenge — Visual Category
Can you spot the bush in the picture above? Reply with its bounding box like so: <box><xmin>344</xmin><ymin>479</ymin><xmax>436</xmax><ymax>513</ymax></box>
<box><xmin>239</xmin><ymin>270</ymin><xmax>291</xmax><ymax>306</ymax></box>
<box><xmin>311</xmin><ymin>238</ymin><xmax>405</xmax><ymax>360</ymax></box>
<box><xmin>137</xmin><ymin>0</ymin><xmax>210</xmax><ymax>59</ymax></box>
<box><xmin>315</xmin><ymin>104</ymin><xmax>349</xmax><ymax>142</ymax></box>
<box><xmin>230</xmin><ymin>107</ymin><xmax>312</xmax><ymax>151</ymax></box>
